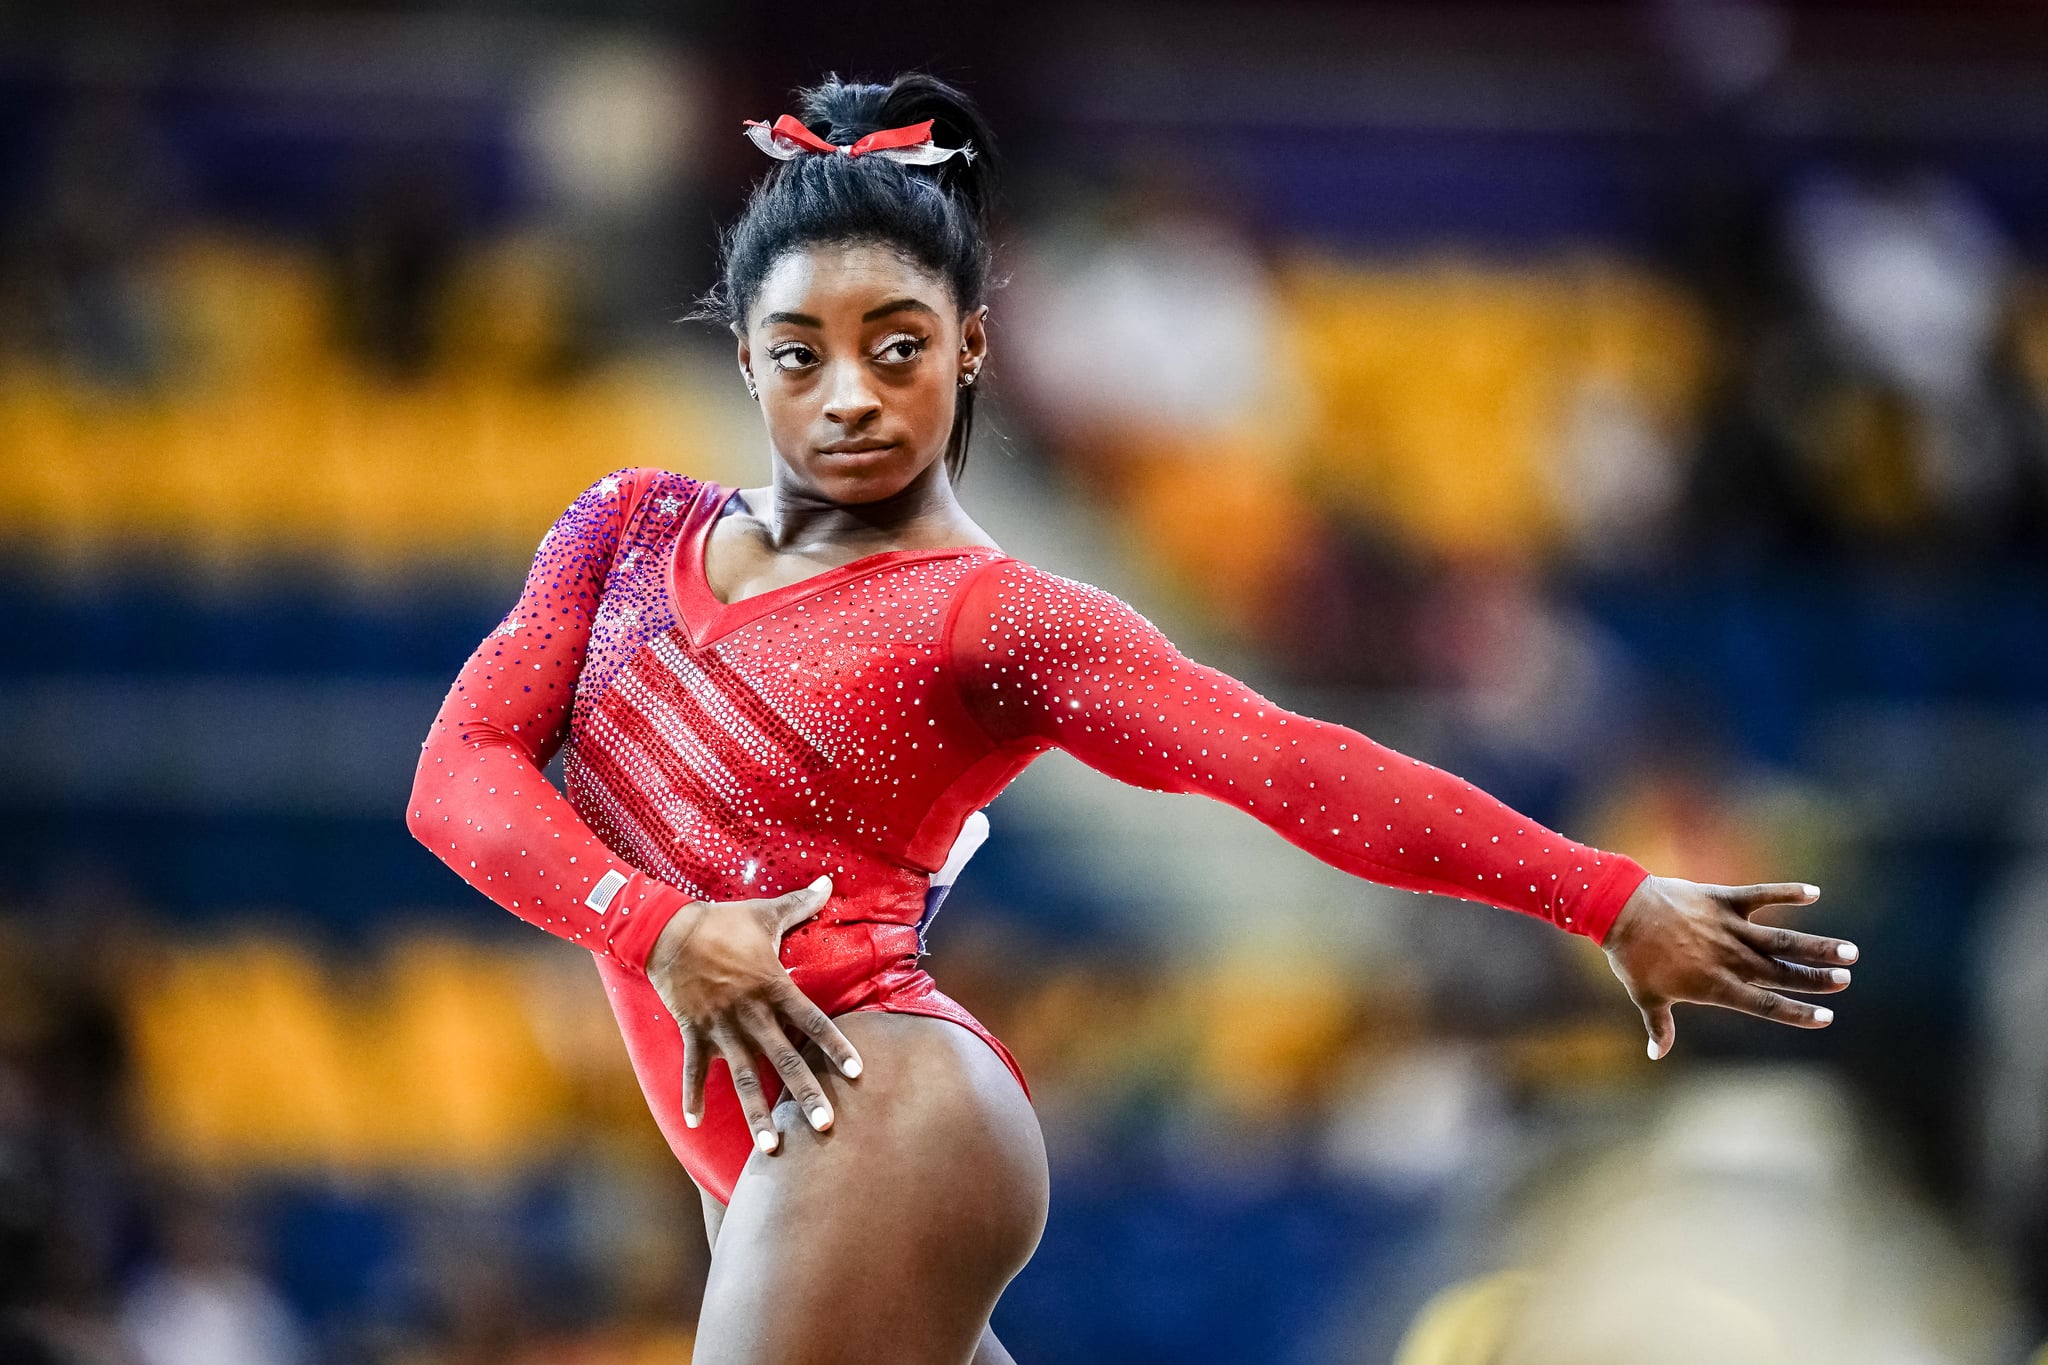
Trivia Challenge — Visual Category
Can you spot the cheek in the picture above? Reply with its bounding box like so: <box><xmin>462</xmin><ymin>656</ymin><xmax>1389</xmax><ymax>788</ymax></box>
<box><xmin>901</xmin><ymin>363</ymin><xmax>959</xmax><ymax>435</ymax></box>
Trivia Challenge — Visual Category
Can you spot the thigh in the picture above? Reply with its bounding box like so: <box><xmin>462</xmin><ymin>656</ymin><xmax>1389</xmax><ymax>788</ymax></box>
<box><xmin>690</xmin><ymin>1011</ymin><xmax>1048</xmax><ymax>1365</ymax></box>
<box><xmin>696</xmin><ymin>1191</ymin><xmax>1019</xmax><ymax>1365</ymax></box>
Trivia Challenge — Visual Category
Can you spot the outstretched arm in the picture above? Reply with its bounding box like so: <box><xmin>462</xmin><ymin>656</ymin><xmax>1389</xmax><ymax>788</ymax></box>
<box><xmin>950</xmin><ymin>559</ymin><xmax>1645</xmax><ymax>937</ymax></box>
<box><xmin>949</xmin><ymin>560</ymin><xmax>1856</xmax><ymax>1054</ymax></box>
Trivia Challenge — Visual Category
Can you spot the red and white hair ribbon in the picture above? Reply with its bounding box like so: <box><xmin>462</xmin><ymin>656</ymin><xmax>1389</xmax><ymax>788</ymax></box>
<box><xmin>742</xmin><ymin>114</ymin><xmax>973</xmax><ymax>166</ymax></box>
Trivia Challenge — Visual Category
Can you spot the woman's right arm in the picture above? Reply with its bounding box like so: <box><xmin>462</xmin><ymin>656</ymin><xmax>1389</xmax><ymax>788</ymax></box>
<box><xmin>406</xmin><ymin>470</ymin><xmax>695</xmax><ymax>974</ymax></box>
<box><xmin>406</xmin><ymin>471</ymin><xmax>859</xmax><ymax>1141</ymax></box>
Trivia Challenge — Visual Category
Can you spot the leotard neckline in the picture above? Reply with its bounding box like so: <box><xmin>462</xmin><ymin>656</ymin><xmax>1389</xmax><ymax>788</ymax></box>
<box><xmin>668</xmin><ymin>482</ymin><xmax>998</xmax><ymax>648</ymax></box>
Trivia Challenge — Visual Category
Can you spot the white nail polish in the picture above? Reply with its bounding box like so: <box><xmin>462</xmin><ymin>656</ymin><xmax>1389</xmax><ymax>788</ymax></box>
<box><xmin>756</xmin><ymin>1129</ymin><xmax>778</xmax><ymax>1154</ymax></box>
<box><xmin>809</xmin><ymin>1103</ymin><xmax>832</xmax><ymax>1130</ymax></box>
<box><xmin>1836</xmin><ymin>943</ymin><xmax>1859</xmax><ymax>962</ymax></box>
<box><xmin>1829</xmin><ymin>968</ymin><xmax>1851</xmax><ymax>985</ymax></box>
<box><xmin>808</xmin><ymin>874</ymin><xmax>832</xmax><ymax>893</ymax></box>
<box><xmin>1813</xmin><ymin>1008</ymin><xmax>1834</xmax><ymax>1025</ymax></box>
<box><xmin>1800</xmin><ymin>884</ymin><xmax>1820</xmax><ymax>898</ymax></box>
<box><xmin>842</xmin><ymin>1056</ymin><xmax>863</xmax><ymax>1078</ymax></box>
<box><xmin>684</xmin><ymin>1111</ymin><xmax>700</xmax><ymax>1129</ymax></box>
<box><xmin>1647</xmin><ymin>1039</ymin><xmax>1662</xmax><ymax>1060</ymax></box>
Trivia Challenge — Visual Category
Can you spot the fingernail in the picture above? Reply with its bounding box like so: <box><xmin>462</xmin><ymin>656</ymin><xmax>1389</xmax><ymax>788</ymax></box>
<box><xmin>842</xmin><ymin>1055</ymin><xmax>863</xmax><ymax>1079</ymax></box>
<box><xmin>1829</xmin><ymin>968</ymin><xmax>1851</xmax><ymax>985</ymax></box>
<box><xmin>1647</xmin><ymin>1039</ymin><xmax>1662</xmax><ymax>1060</ymax></box>
<box><xmin>808</xmin><ymin>1103</ymin><xmax>833</xmax><ymax>1130</ymax></box>
<box><xmin>755</xmin><ymin>1129</ymin><xmax>779</xmax><ymax>1154</ymax></box>
<box><xmin>1813</xmin><ymin>1007</ymin><xmax>1834</xmax><ymax>1025</ymax></box>
<box><xmin>1801</xmin><ymin>884</ymin><xmax>1820</xmax><ymax>898</ymax></box>
<box><xmin>684</xmin><ymin>1110</ymin><xmax>700</xmax><ymax>1129</ymax></box>
<box><xmin>808</xmin><ymin>875</ymin><xmax>832</xmax><ymax>894</ymax></box>
<box><xmin>1837</xmin><ymin>943</ymin><xmax>1859</xmax><ymax>962</ymax></box>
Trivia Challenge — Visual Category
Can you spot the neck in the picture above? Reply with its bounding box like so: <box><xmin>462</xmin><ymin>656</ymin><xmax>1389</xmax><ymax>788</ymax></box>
<box><xmin>754</xmin><ymin>457</ymin><xmax>968</xmax><ymax>551</ymax></box>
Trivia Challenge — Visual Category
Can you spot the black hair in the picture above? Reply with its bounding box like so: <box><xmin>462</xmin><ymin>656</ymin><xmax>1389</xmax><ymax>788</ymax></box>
<box><xmin>691</xmin><ymin>73</ymin><xmax>999</xmax><ymax>480</ymax></box>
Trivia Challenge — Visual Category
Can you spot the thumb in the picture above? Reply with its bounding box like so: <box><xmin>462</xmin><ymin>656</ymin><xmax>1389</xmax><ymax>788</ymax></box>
<box><xmin>773</xmin><ymin>875</ymin><xmax>833</xmax><ymax>935</ymax></box>
<box><xmin>1642</xmin><ymin>1002</ymin><xmax>1676</xmax><ymax>1061</ymax></box>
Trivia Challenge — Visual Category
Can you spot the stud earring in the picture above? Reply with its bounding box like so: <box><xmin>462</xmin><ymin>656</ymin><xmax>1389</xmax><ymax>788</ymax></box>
<box><xmin>744</xmin><ymin>377</ymin><xmax>758</xmax><ymax>401</ymax></box>
<box><xmin>959</xmin><ymin>369</ymin><xmax>978</xmax><ymax>388</ymax></box>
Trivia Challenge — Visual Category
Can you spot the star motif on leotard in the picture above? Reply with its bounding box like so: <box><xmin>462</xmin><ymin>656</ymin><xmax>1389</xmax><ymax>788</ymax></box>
<box><xmin>613</xmin><ymin>606</ymin><xmax>640</xmax><ymax>630</ymax></box>
<box><xmin>656</xmin><ymin>494</ymin><xmax>683</xmax><ymax>517</ymax></box>
<box><xmin>618</xmin><ymin>548</ymin><xmax>642</xmax><ymax>572</ymax></box>
<box><xmin>596</xmin><ymin>475</ymin><xmax>622</xmax><ymax>497</ymax></box>
<box><xmin>494</xmin><ymin>619</ymin><xmax>524</xmax><ymax>638</ymax></box>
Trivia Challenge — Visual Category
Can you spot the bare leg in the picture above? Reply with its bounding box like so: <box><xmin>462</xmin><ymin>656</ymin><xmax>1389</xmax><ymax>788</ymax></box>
<box><xmin>698</xmin><ymin>1191</ymin><xmax>1021</xmax><ymax>1364</ymax></box>
<box><xmin>689</xmin><ymin>1012</ymin><xmax>1046</xmax><ymax>1365</ymax></box>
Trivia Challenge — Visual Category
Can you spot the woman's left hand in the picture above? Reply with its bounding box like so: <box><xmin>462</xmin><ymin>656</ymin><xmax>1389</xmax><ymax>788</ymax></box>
<box><xmin>1601</xmin><ymin>876</ymin><xmax>1857</xmax><ymax>1060</ymax></box>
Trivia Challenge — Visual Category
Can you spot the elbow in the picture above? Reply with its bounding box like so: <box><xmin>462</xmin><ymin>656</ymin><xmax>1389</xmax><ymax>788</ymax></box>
<box><xmin>405</xmin><ymin>734</ymin><xmax>446</xmax><ymax>853</ymax></box>
<box><xmin>404</xmin><ymin>770</ymin><xmax>434</xmax><ymax>851</ymax></box>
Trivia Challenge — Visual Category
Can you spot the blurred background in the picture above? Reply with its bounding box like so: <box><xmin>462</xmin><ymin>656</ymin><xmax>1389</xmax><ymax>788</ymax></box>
<box><xmin>3</xmin><ymin>1</ymin><xmax>2047</xmax><ymax>1361</ymax></box>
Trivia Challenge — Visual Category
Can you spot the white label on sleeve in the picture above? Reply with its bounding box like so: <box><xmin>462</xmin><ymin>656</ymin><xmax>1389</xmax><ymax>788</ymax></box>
<box><xmin>585</xmin><ymin>868</ymin><xmax>629</xmax><ymax>914</ymax></box>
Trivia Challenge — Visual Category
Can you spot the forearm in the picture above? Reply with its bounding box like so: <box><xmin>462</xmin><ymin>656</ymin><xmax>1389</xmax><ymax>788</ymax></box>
<box><xmin>1215</xmin><ymin>700</ymin><xmax>1648</xmax><ymax>940</ymax></box>
<box><xmin>408</xmin><ymin>710</ymin><xmax>693</xmax><ymax>973</ymax></box>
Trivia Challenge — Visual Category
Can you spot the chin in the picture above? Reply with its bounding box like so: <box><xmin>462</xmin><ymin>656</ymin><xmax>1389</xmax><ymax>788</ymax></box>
<box><xmin>799</xmin><ymin>446</ymin><xmax>931</xmax><ymax>502</ymax></box>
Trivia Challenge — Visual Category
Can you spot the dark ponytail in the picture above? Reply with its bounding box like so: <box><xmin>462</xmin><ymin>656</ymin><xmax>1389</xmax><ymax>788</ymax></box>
<box><xmin>691</xmin><ymin>73</ymin><xmax>999</xmax><ymax>481</ymax></box>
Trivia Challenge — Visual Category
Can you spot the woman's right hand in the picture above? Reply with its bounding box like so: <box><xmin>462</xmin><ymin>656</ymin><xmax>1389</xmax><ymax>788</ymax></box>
<box><xmin>642</xmin><ymin>874</ymin><xmax>862</xmax><ymax>1154</ymax></box>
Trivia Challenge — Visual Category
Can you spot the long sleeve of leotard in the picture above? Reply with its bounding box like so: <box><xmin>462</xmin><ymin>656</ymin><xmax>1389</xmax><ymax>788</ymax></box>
<box><xmin>407</xmin><ymin>471</ymin><xmax>698</xmax><ymax>973</ymax></box>
<box><xmin>947</xmin><ymin>559</ymin><xmax>1648</xmax><ymax>942</ymax></box>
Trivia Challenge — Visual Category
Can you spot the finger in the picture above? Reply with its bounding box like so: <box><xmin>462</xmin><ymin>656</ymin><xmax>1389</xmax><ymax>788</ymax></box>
<box><xmin>1744</xmin><ymin>952</ymin><xmax>1852</xmax><ymax>995</ymax></box>
<box><xmin>680</xmin><ymin>1020</ymin><xmax>710</xmax><ymax>1128</ymax></box>
<box><xmin>1714</xmin><ymin>981</ymin><xmax>1835</xmax><ymax>1028</ymax></box>
<box><xmin>740</xmin><ymin>1000</ymin><xmax>834</xmax><ymax>1133</ymax></box>
<box><xmin>710</xmin><ymin>1022</ymin><xmax>781</xmax><ymax>1154</ymax></box>
<box><xmin>770</xmin><ymin>976</ymin><xmax>863</xmax><ymax>1079</ymax></box>
<box><xmin>770</xmin><ymin>875</ymin><xmax>834</xmax><ymax>937</ymax></box>
<box><xmin>1736</xmin><ymin>919</ymin><xmax>1860</xmax><ymax>965</ymax></box>
<box><xmin>1719</xmin><ymin>882</ymin><xmax>1820</xmax><ymax>916</ymax></box>
<box><xmin>1642</xmin><ymin>1001</ymin><xmax>1676</xmax><ymax>1061</ymax></box>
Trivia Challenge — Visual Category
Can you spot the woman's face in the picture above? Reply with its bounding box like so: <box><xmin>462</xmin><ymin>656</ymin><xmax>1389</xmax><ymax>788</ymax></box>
<box><xmin>738</xmin><ymin>241</ymin><xmax>987</xmax><ymax>505</ymax></box>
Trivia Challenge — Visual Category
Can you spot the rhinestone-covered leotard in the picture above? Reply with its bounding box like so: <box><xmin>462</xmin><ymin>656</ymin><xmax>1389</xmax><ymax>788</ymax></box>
<box><xmin>408</xmin><ymin>470</ymin><xmax>1649</xmax><ymax>1201</ymax></box>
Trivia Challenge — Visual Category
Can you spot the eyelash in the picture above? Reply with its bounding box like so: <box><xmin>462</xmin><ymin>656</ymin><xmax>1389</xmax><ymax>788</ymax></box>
<box><xmin>767</xmin><ymin>334</ymin><xmax>928</xmax><ymax>372</ymax></box>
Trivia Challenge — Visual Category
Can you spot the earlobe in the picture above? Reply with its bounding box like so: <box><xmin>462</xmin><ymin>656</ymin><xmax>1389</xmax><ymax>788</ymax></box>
<box><xmin>735</xmin><ymin>337</ymin><xmax>758</xmax><ymax>402</ymax></box>
<box><xmin>959</xmin><ymin>305</ymin><xmax>991</xmax><ymax>378</ymax></box>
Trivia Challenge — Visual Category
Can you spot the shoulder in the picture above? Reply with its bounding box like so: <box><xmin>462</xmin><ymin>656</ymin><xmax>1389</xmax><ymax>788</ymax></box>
<box><xmin>553</xmin><ymin>468</ymin><xmax>714</xmax><ymax>535</ymax></box>
<box><xmin>971</xmin><ymin>557</ymin><xmax>1139</xmax><ymax>609</ymax></box>
<box><xmin>956</xmin><ymin>557</ymin><xmax>1162</xmax><ymax>642</ymax></box>
<box><xmin>566</xmin><ymin>467</ymin><xmax>708</xmax><ymax>516</ymax></box>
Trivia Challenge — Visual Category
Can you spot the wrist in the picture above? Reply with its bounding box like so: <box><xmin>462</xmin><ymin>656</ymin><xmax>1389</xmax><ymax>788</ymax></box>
<box><xmin>1595</xmin><ymin>869</ymin><xmax>1659</xmax><ymax>951</ymax></box>
<box><xmin>642</xmin><ymin>894</ymin><xmax>710</xmax><ymax>976</ymax></box>
<box><xmin>1580</xmin><ymin>856</ymin><xmax>1653</xmax><ymax>947</ymax></box>
<box><xmin>607</xmin><ymin>875</ymin><xmax>702</xmax><ymax>976</ymax></box>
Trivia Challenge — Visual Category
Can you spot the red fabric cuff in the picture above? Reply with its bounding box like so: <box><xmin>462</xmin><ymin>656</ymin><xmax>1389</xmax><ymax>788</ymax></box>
<box><xmin>607</xmin><ymin>874</ymin><xmax>697</xmax><ymax>976</ymax></box>
<box><xmin>1573</xmin><ymin>854</ymin><xmax>1651</xmax><ymax>946</ymax></box>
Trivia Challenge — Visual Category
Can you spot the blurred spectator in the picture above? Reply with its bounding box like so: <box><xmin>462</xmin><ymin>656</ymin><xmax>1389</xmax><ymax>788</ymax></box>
<box><xmin>1686</xmin><ymin>149</ymin><xmax>2048</xmax><ymax>560</ymax></box>
<box><xmin>13</xmin><ymin>80</ymin><xmax>181</xmax><ymax>389</ymax></box>
<box><xmin>119</xmin><ymin>1184</ymin><xmax>309</xmax><ymax>1365</ymax></box>
<box><xmin>1972</xmin><ymin>832</ymin><xmax>2048</xmax><ymax>1329</ymax></box>
<box><xmin>331</xmin><ymin>161</ymin><xmax>463</xmax><ymax>383</ymax></box>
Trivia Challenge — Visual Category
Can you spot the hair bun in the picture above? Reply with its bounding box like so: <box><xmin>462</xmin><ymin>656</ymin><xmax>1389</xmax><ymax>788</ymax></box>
<box><xmin>796</xmin><ymin>72</ymin><xmax>997</xmax><ymax>227</ymax></box>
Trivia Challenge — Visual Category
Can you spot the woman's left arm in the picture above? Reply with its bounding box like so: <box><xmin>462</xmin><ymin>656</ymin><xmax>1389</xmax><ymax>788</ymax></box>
<box><xmin>948</xmin><ymin>560</ymin><xmax>1855</xmax><ymax>1056</ymax></box>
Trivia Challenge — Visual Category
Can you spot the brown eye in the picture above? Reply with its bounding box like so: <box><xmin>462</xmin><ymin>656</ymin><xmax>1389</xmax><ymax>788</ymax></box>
<box><xmin>875</xmin><ymin>335</ymin><xmax>927</xmax><ymax>364</ymax></box>
<box><xmin>769</xmin><ymin>344</ymin><xmax>817</xmax><ymax>372</ymax></box>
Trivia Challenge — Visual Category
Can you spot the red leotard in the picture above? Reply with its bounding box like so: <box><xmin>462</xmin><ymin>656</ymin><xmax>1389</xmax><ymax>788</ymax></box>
<box><xmin>408</xmin><ymin>470</ymin><xmax>1648</xmax><ymax>1202</ymax></box>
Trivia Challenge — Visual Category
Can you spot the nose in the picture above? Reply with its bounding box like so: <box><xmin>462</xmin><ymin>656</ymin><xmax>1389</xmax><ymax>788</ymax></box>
<box><xmin>820</xmin><ymin>357</ymin><xmax>882</xmax><ymax>430</ymax></box>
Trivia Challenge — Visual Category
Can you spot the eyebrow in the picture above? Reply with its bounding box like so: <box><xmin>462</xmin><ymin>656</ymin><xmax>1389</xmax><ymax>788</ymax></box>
<box><xmin>758</xmin><ymin>298</ymin><xmax>940</xmax><ymax>329</ymax></box>
<box><xmin>861</xmin><ymin>298</ymin><xmax>939</xmax><ymax>322</ymax></box>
